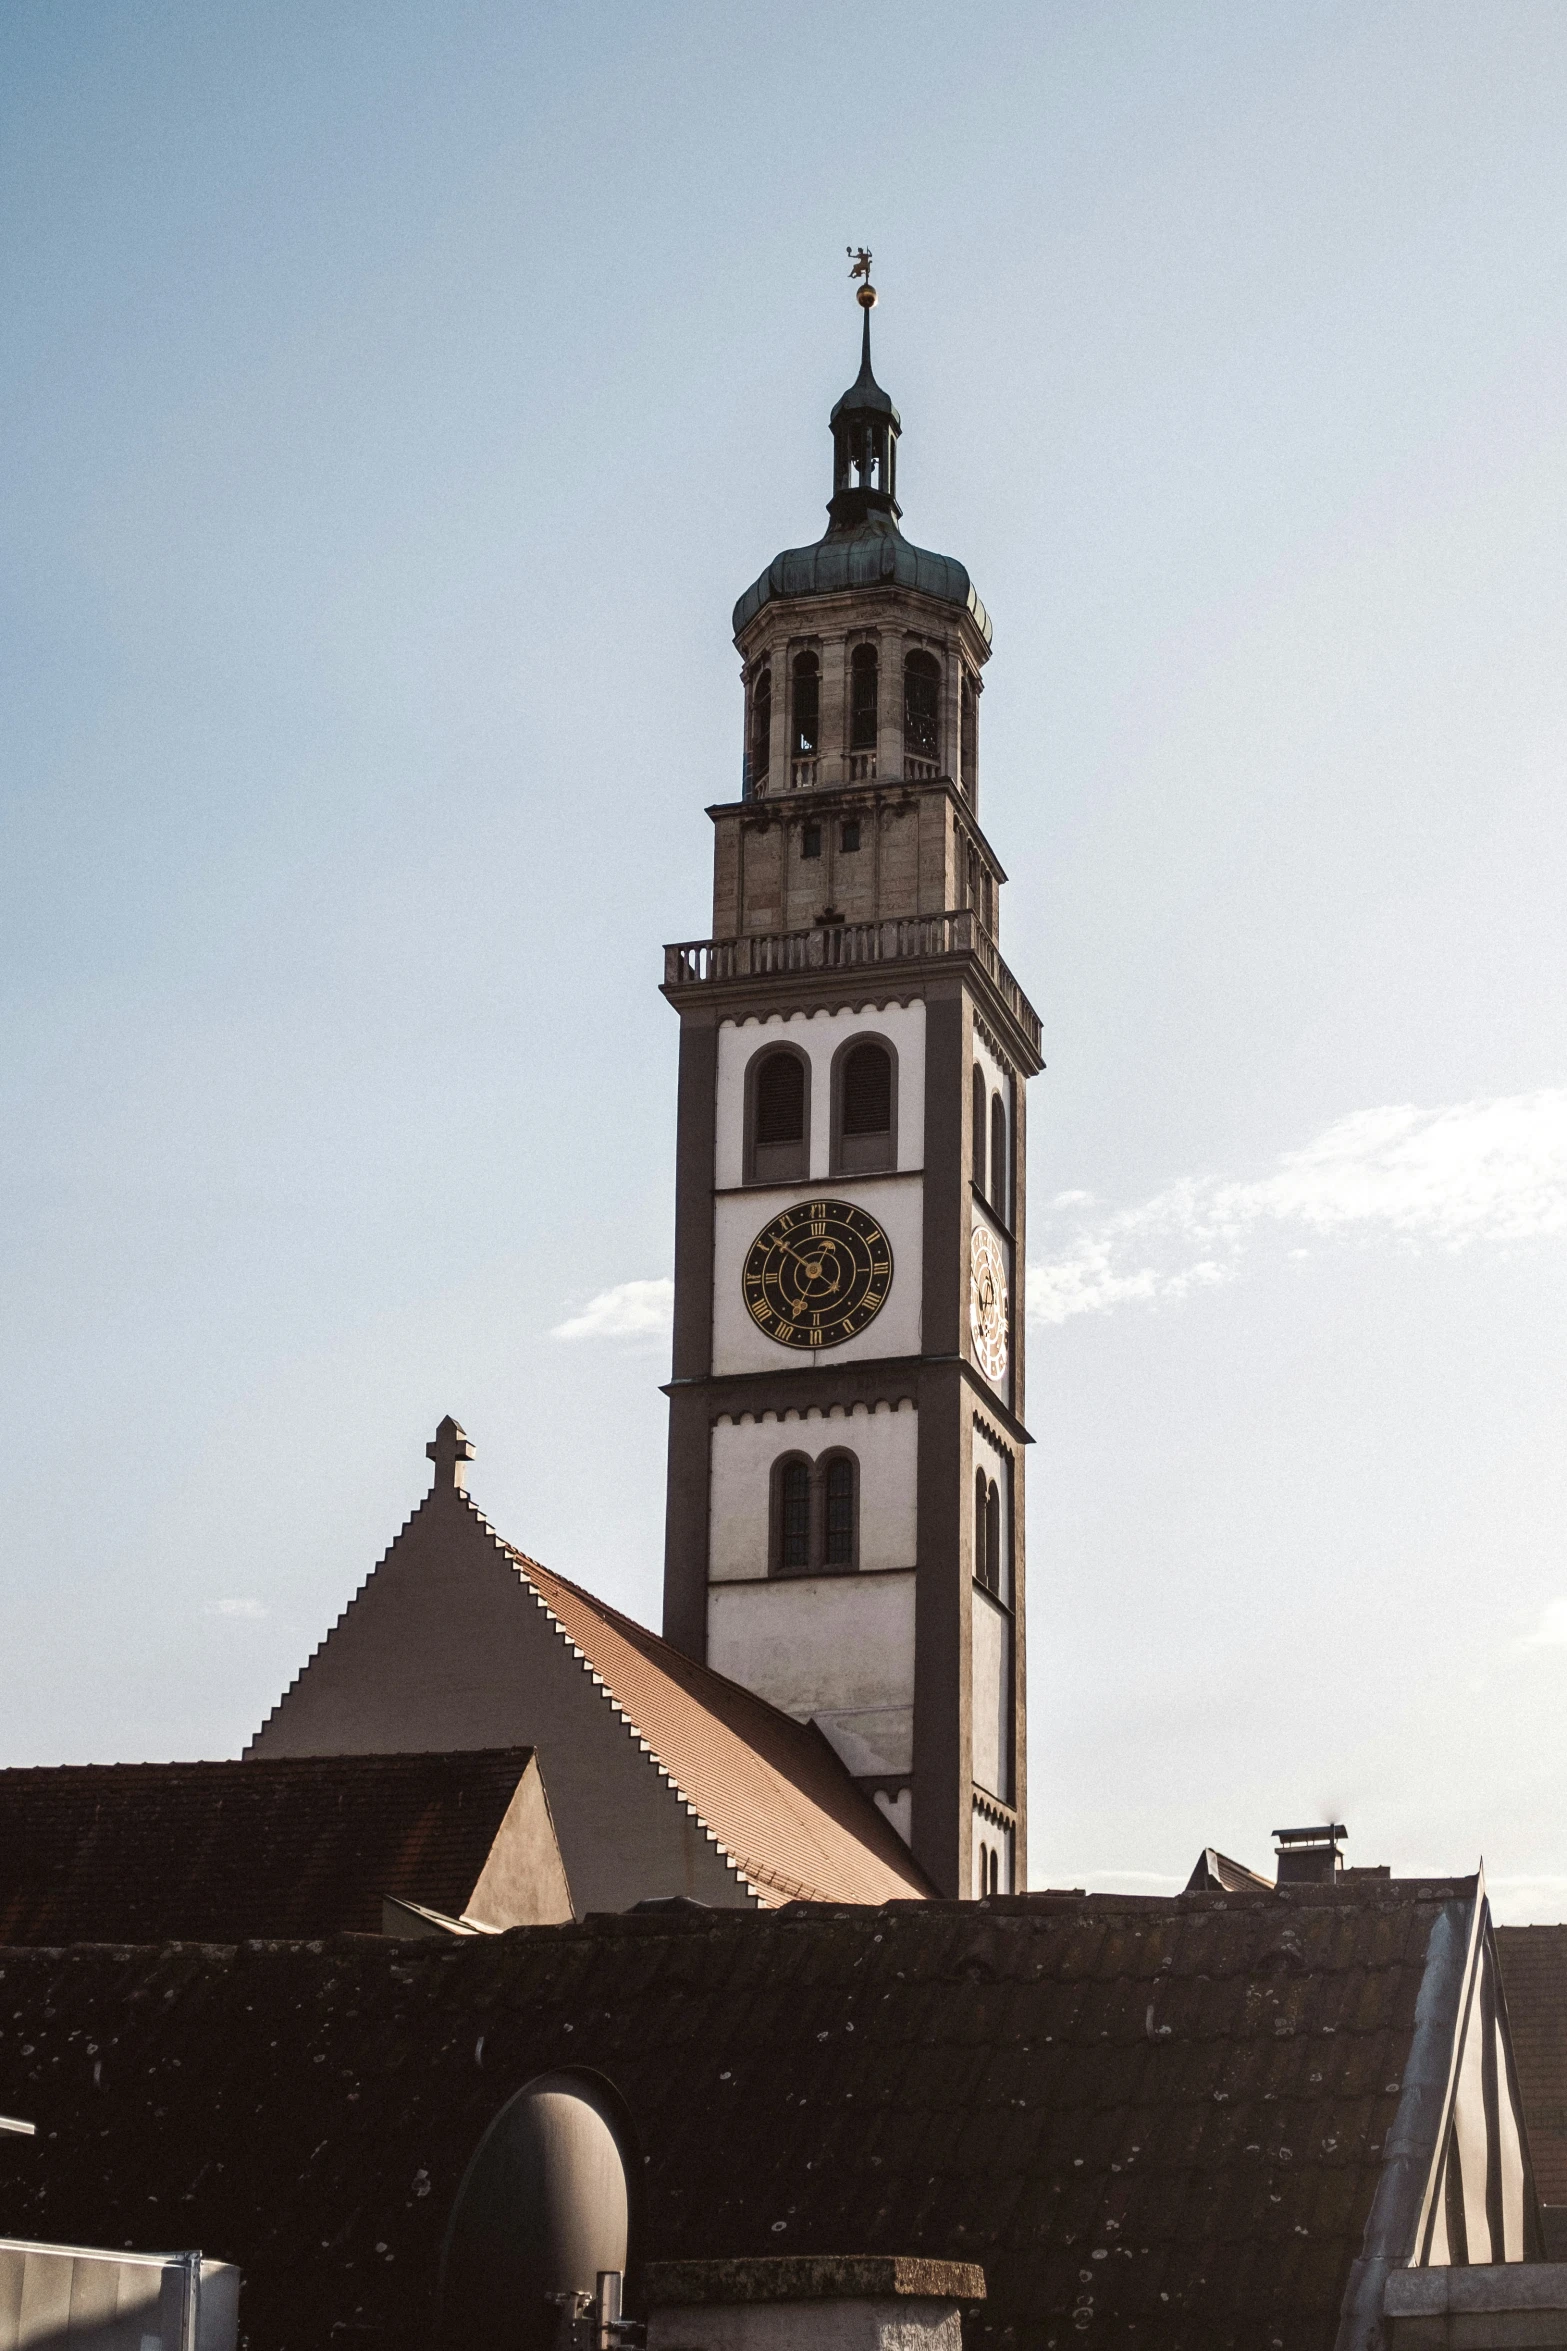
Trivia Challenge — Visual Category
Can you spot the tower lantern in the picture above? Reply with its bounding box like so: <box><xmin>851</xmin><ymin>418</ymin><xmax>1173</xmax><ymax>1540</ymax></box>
<box><xmin>660</xmin><ymin>269</ymin><xmax>1043</xmax><ymax>1901</ymax></box>
<box><xmin>829</xmin><ymin>260</ymin><xmax>900</xmax><ymax>527</ymax></box>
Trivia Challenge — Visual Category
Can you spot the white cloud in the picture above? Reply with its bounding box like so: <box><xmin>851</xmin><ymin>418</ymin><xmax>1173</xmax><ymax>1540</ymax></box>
<box><xmin>206</xmin><ymin>1596</ymin><xmax>267</xmax><ymax>1619</ymax></box>
<box><xmin>1525</xmin><ymin>1598</ymin><xmax>1567</xmax><ymax>1648</ymax></box>
<box><xmin>1030</xmin><ymin>1089</ymin><xmax>1567</xmax><ymax>1325</ymax></box>
<box><xmin>551</xmin><ymin>1277</ymin><xmax>674</xmax><ymax>1342</ymax></box>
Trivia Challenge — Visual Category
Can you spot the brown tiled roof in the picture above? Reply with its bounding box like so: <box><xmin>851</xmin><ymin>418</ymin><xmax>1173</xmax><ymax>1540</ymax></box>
<box><xmin>0</xmin><ymin>1880</ymin><xmax>1482</xmax><ymax>2351</ymax></box>
<box><xmin>0</xmin><ymin>1750</ymin><xmax>535</xmax><ymax>1943</ymax></box>
<box><xmin>1498</xmin><ymin>1924</ymin><xmax>1567</xmax><ymax>2205</ymax></box>
<box><xmin>486</xmin><ymin>1518</ymin><xmax>930</xmax><ymax>1907</ymax></box>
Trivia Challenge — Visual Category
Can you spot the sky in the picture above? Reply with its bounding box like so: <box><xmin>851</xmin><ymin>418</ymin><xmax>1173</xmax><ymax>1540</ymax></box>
<box><xmin>5</xmin><ymin>1</ymin><xmax>1567</xmax><ymax>1917</ymax></box>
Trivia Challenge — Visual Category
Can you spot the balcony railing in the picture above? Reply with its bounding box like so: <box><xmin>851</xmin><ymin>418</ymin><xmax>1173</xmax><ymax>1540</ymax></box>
<box><xmin>663</xmin><ymin>909</ymin><xmax>1041</xmax><ymax>1054</ymax></box>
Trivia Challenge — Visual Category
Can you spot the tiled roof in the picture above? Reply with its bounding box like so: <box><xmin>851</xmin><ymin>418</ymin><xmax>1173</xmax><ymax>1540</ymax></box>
<box><xmin>1498</xmin><ymin>1925</ymin><xmax>1567</xmax><ymax>2205</ymax></box>
<box><xmin>0</xmin><ymin>1881</ymin><xmax>1480</xmax><ymax>2351</ymax></box>
<box><xmin>0</xmin><ymin>1750</ymin><xmax>536</xmax><ymax>1943</ymax></box>
<box><xmin>1185</xmin><ymin>1848</ymin><xmax>1274</xmax><ymax>1894</ymax></box>
<box><xmin>488</xmin><ymin>1519</ymin><xmax>931</xmax><ymax>1908</ymax></box>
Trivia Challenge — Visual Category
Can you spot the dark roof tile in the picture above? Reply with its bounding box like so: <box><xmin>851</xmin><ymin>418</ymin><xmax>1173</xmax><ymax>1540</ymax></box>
<box><xmin>0</xmin><ymin>1751</ymin><xmax>538</xmax><ymax>1943</ymax></box>
<box><xmin>0</xmin><ymin>1884</ymin><xmax>1485</xmax><ymax>2351</ymax></box>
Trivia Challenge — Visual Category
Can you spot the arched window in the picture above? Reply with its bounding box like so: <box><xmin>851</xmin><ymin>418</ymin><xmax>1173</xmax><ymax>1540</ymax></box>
<box><xmin>750</xmin><ymin>666</ymin><xmax>772</xmax><ymax>792</ymax></box>
<box><xmin>904</xmin><ymin>650</ymin><xmax>940</xmax><ymax>764</ymax></box>
<box><xmin>974</xmin><ymin>1468</ymin><xmax>989</xmax><ymax>1588</ymax></box>
<box><xmin>850</xmin><ymin>644</ymin><xmax>878</xmax><ymax>751</ymax></box>
<box><xmin>988</xmin><ymin>1845</ymin><xmax>1001</xmax><ymax>1896</ymax></box>
<box><xmin>977</xmin><ymin>1837</ymin><xmax>989</xmax><ymax>1895</ymax></box>
<box><xmin>971</xmin><ymin>1065</ymin><xmax>987</xmax><ymax>1197</ymax></box>
<box><xmin>823</xmin><ymin>1454</ymin><xmax>856</xmax><ymax>1570</ymax></box>
<box><xmin>775</xmin><ymin>1457</ymin><xmax>812</xmax><ymax>1574</ymax></box>
<box><xmin>792</xmin><ymin>652</ymin><xmax>820</xmax><ymax>758</ymax></box>
<box><xmin>771</xmin><ymin>1449</ymin><xmax>859</xmax><ymax>1575</ymax></box>
<box><xmin>990</xmin><ymin>1091</ymin><xmax>1008</xmax><ymax>1224</ymax></box>
<box><xmin>975</xmin><ymin>1471</ymin><xmax>1001</xmax><ymax>1595</ymax></box>
<box><xmin>960</xmin><ymin>670</ymin><xmax>978</xmax><ymax>798</ymax></box>
<box><xmin>834</xmin><ymin>1036</ymin><xmax>896</xmax><ymax>1174</ymax></box>
<box><xmin>749</xmin><ymin>1046</ymin><xmax>809</xmax><ymax>1183</ymax></box>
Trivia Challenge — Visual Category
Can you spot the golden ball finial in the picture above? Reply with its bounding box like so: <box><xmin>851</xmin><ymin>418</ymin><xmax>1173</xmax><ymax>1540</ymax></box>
<box><xmin>847</xmin><ymin>245</ymin><xmax>876</xmax><ymax>310</ymax></box>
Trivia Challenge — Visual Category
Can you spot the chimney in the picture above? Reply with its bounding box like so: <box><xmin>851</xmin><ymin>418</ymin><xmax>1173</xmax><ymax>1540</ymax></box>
<box><xmin>1272</xmin><ymin>1823</ymin><xmax>1347</xmax><ymax>1885</ymax></box>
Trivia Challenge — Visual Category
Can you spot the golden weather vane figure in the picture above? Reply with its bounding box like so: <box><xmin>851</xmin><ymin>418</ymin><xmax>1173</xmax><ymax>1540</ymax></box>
<box><xmin>846</xmin><ymin>246</ymin><xmax>877</xmax><ymax>307</ymax></box>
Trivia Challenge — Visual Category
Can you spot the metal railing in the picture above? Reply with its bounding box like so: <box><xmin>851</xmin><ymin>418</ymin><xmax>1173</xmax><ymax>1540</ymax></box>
<box><xmin>663</xmin><ymin>909</ymin><xmax>1041</xmax><ymax>1053</ymax></box>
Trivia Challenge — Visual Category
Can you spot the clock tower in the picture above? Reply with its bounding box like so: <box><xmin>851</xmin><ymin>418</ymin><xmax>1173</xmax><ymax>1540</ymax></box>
<box><xmin>660</xmin><ymin>265</ymin><xmax>1042</xmax><ymax>1901</ymax></box>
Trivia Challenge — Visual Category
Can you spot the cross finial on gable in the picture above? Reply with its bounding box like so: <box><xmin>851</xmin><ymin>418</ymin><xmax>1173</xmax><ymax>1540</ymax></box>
<box><xmin>426</xmin><ymin>1415</ymin><xmax>475</xmax><ymax>1495</ymax></box>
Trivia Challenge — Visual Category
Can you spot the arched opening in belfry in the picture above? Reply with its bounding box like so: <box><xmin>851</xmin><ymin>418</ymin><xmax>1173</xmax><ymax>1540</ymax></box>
<box><xmin>791</xmin><ymin>651</ymin><xmax>820</xmax><ymax>758</ymax></box>
<box><xmin>904</xmin><ymin>649</ymin><xmax>940</xmax><ymax>765</ymax></box>
<box><xmin>749</xmin><ymin>665</ymin><xmax>771</xmax><ymax>791</ymax></box>
<box><xmin>961</xmin><ymin>670</ymin><xmax>978</xmax><ymax>797</ymax></box>
<box><xmin>850</xmin><ymin>643</ymin><xmax>878</xmax><ymax>751</ymax></box>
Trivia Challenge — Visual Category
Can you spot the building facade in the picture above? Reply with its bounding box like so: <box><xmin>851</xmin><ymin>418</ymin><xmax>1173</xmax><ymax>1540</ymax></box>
<box><xmin>660</xmin><ymin>276</ymin><xmax>1043</xmax><ymax>1901</ymax></box>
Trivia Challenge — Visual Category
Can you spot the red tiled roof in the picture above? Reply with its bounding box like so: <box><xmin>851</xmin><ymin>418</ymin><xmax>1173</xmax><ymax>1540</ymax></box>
<box><xmin>0</xmin><ymin>1883</ymin><xmax>1482</xmax><ymax>2351</ymax></box>
<box><xmin>0</xmin><ymin>1750</ymin><xmax>535</xmax><ymax>1944</ymax></box>
<box><xmin>482</xmin><ymin>1514</ymin><xmax>931</xmax><ymax>1908</ymax></box>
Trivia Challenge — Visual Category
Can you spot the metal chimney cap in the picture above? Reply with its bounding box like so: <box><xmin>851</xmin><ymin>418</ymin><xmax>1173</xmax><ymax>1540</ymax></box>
<box><xmin>1272</xmin><ymin>1824</ymin><xmax>1348</xmax><ymax>1847</ymax></box>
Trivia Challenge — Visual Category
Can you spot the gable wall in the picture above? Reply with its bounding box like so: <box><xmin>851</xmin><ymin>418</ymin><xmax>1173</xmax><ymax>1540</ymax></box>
<box><xmin>246</xmin><ymin>1494</ymin><xmax>756</xmax><ymax>1915</ymax></box>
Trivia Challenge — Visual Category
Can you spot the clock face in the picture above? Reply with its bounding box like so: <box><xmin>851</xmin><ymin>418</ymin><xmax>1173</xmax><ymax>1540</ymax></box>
<box><xmin>969</xmin><ymin>1220</ymin><xmax>1009</xmax><ymax>1383</ymax></box>
<box><xmin>743</xmin><ymin>1198</ymin><xmax>893</xmax><ymax>1351</ymax></box>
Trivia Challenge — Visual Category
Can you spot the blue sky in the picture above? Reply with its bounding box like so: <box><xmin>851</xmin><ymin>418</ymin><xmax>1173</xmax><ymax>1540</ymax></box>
<box><xmin>6</xmin><ymin>2</ymin><xmax>1567</xmax><ymax>1913</ymax></box>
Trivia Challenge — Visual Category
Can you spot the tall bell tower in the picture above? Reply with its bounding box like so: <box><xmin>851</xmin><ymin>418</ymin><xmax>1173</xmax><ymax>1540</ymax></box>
<box><xmin>660</xmin><ymin>262</ymin><xmax>1042</xmax><ymax>1901</ymax></box>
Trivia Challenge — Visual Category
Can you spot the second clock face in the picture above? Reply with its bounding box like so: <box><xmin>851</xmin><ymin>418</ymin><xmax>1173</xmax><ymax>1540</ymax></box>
<box><xmin>969</xmin><ymin>1220</ymin><xmax>1009</xmax><ymax>1383</ymax></box>
<box><xmin>743</xmin><ymin>1198</ymin><xmax>893</xmax><ymax>1351</ymax></box>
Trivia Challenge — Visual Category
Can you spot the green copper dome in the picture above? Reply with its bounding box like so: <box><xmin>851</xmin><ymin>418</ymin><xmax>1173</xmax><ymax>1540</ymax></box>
<box><xmin>732</xmin><ymin>517</ymin><xmax>991</xmax><ymax>645</ymax></box>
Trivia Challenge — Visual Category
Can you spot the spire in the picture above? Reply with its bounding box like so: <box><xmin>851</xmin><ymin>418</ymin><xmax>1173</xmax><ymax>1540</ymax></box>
<box><xmin>828</xmin><ymin>250</ymin><xmax>901</xmax><ymax>530</ymax></box>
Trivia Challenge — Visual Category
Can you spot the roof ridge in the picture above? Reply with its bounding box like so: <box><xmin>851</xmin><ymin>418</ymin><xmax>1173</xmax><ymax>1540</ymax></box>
<box><xmin>473</xmin><ymin>1511</ymin><xmax>929</xmax><ymax>1894</ymax></box>
<box><xmin>462</xmin><ymin>1500</ymin><xmax>925</xmax><ymax>1907</ymax></box>
<box><xmin>486</xmin><ymin>1520</ymin><xmax>866</xmax><ymax>1753</ymax></box>
<box><xmin>459</xmin><ymin>1500</ymin><xmax>767</xmax><ymax>1906</ymax></box>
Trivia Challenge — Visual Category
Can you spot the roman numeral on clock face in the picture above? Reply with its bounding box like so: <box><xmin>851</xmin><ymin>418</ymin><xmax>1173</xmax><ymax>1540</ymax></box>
<box><xmin>742</xmin><ymin>1199</ymin><xmax>895</xmax><ymax>1353</ymax></box>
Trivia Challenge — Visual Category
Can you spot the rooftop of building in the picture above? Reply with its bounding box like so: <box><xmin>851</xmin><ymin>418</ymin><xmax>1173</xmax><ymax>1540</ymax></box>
<box><xmin>488</xmin><ymin>1522</ymin><xmax>933</xmax><ymax>1909</ymax></box>
<box><xmin>0</xmin><ymin>1877</ymin><xmax>1502</xmax><ymax>2351</ymax></box>
<box><xmin>732</xmin><ymin>286</ymin><xmax>990</xmax><ymax>647</ymax></box>
<box><xmin>0</xmin><ymin>1748</ymin><xmax>542</xmax><ymax>1944</ymax></box>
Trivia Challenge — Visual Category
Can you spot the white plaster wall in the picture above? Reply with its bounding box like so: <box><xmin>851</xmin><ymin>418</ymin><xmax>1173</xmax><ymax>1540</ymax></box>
<box><xmin>708</xmin><ymin>1569</ymin><xmax>915</xmax><ymax>1777</ymax></box>
<box><xmin>971</xmin><ymin>1584</ymin><xmax>1012</xmax><ymax>1803</ymax></box>
<box><xmin>715</xmin><ymin>1001</ymin><xmax>927</xmax><ymax>1189</ymax></box>
<box><xmin>971</xmin><ymin>1417</ymin><xmax>1014</xmax><ymax>1604</ymax></box>
<box><xmin>713</xmin><ymin>1175</ymin><xmax>922</xmax><ymax>1376</ymax></box>
<box><xmin>709</xmin><ymin>1400</ymin><xmax>917</xmax><ymax>1581</ymax></box>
